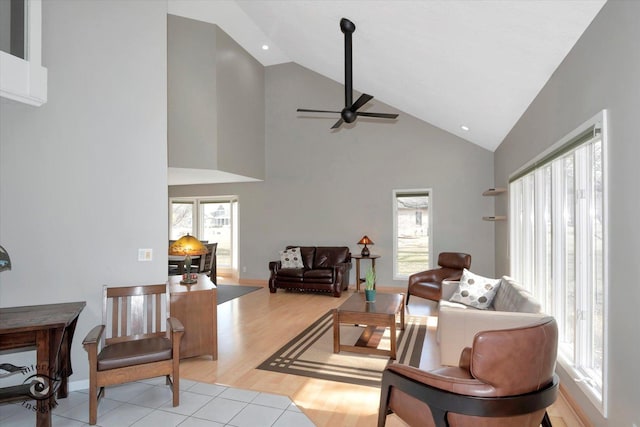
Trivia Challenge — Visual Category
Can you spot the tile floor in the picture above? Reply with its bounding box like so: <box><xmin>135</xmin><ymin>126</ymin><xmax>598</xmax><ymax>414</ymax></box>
<box><xmin>0</xmin><ymin>378</ymin><xmax>316</xmax><ymax>427</ymax></box>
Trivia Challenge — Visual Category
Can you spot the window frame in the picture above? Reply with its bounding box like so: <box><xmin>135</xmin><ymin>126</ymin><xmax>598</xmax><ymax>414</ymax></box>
<box><xmin>508</xmin><ymin>110</ymin><xmax>608</xmax><ymax>416</ymax></box>
<box><xmin>169</xmin><ymin>196</ymin><xmax>239</xmax><ymax>272</ymax></box>
<box><xmin>392</xmin><ymin>188</ymin><xmax>432</xmax><ymax>280</ymax></box>
<box><xmin>0</xmin><ymin>0</ymin><xmax>47</xmax><ymax>106</ymax></box>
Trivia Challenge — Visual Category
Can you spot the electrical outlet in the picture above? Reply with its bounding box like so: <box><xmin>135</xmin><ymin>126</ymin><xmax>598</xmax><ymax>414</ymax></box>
<box><xmin>242</xmin><ymin>266</ymin><xmax>247</xmax><ymax>273</ymax></box>
<box><xmin>138</xmin><ymin>248</ymin><xmax>152</xmax><ymax>261</ymax></box>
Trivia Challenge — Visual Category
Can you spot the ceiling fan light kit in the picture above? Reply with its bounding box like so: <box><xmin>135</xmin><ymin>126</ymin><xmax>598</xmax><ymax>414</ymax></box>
<box><xmin>297</xmin><ymin>18</ymin><xmax>398</xmax><ymax>129</ymax></box>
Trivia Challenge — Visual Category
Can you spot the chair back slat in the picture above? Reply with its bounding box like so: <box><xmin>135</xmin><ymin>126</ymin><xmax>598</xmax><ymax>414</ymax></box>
<box><xmin>130</xmin><ymin>295</ymin><xmax>144</xmax><ymax>335</ymax></box>
<box><xmin>121</xmin><ymin>297</ymin><xmax>129</xmax><ymax>337</ymax></box>
<box><xmin>146</xmin><ymin>295</ymin><xmax>152</xmax><ymax>332</ymax></box>
<box><xmin>198</xmin><ymin>243</ymin><xmax>217</xmax><ymax>280</ymax></box>
<box><xmin>111</xmin><ymin>297</ymin><xmax>119</xmax><ymax>339</ymax></box>
<box><xmin>155</xmin><ymin>293</ymin><xmax>162</xmax><ymax>331</ymax></box>
<box><xmin>103</xmin><ymin>284</ymin><xmax>169</xmax><ymax>345</ymax></box>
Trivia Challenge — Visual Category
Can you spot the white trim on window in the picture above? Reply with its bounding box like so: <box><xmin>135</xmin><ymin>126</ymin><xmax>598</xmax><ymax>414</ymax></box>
<box><xmin>392</xmin><ymin>188</ymin><xmax>432</xmax><ymax>280</ymax></box>
<box><xmin>0</xmin><ymin>0</ymin><xmax>47</xmax><ymax>106</ymax></box>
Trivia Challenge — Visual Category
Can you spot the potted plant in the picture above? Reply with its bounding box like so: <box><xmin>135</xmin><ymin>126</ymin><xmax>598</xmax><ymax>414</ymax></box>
<box><xmin>364</xmin><ymin>267</ymin><xmax>376</xmax><ymax>302</ymax></box>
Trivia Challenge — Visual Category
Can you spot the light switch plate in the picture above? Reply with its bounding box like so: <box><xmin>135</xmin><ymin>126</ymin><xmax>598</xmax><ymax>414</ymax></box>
<box><xmin>138</xmin><ymin>248</ymin><xmax>152</xmax><ymax>261</ymax></box>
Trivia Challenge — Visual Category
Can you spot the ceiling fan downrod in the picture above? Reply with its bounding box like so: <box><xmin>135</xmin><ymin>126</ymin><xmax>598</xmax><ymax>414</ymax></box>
<box><xmin>341</xmin><ymin>18</ymin><xmax>355</xmax><ymax>111</ymax></box>
<box><xmin>295</xmin><ymin>17</ymin><xmax>399</xmax><ymax>129</ymax></box>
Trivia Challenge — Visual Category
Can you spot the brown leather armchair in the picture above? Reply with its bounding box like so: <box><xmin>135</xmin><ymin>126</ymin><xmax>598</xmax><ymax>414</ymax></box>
<box><xmin>406</xmin><ymin>252</ymin><xmax>471</xmax><ymax>304</ymax></box>
<box><xmin>378</xmin><ymin>317</ymin><xmax>559</xmax><ymax>427</ymax></box>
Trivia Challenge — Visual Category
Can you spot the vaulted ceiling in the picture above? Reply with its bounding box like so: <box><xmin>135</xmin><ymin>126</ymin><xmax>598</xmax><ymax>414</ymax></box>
<box><xmin>168</xmin><ymin>0</ymin><xmax>606</xmax><ymax>152</ymax></box>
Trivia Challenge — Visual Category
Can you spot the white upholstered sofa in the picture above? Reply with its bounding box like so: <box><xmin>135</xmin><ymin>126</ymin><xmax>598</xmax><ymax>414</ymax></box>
<box><xmin>436</xmin><ymin>276</ymin><xmax>552</xmax><ymax>366</ymax></box>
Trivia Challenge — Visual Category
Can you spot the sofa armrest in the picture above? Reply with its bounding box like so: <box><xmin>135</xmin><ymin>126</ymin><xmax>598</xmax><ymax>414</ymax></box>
<box><xmin>440</xmin><ymin>280</ymin><xmax>460</xmax><ymax>301</ymax></box>
<box><xmin>437</xmin><ymin>305</ymin><xmax>550</xmax><ymax>366</ymax></box>
<box><xmin>269</xmin><ymin>261</ymin><xmax>281</xmax><ymax>272</ymax></box>
<box><xmin>334</xmin><ymin>261</ymin><xmax>351</xmax><ymax>271</ymax></box>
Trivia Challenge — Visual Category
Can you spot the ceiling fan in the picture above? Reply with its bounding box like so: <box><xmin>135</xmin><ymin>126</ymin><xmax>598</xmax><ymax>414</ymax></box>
<box><xmin>297</xmin><ymin>18</ymin><xmax>399</xmax><ymax>129</ymax></box>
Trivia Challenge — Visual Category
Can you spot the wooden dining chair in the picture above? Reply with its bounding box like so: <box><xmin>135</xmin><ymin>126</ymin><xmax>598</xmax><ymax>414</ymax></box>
<box><xmin>198</xmin><ymin>243</ymin><xmax>217</xmax><ymax>282</ymax></box>
<box><xmin>82</xmin><ymin>284</ymin><xmax>184</xmax><ymax>425</ymax></box>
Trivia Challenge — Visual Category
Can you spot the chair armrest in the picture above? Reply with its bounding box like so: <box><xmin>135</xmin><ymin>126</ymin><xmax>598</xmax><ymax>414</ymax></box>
<box><xmin>167</xmin><ymin>317</ymin><xmax>184</xmax><ymax>361</ymax></box>
<box><xmin>458</xmin><ymin>347</ymin><xmax>472</xmax><ymax>371</ymax></box>
<box><xmin>386</xmin><ymin>363</ymin><xmax>481</xmax><ymax>392</ymax></box>
<box><xmin>437</xmin><ymin>306</ymin><xmax>550</xmax><ymax>366</ymax></box>
<box><xmin>82</xmin><ymin>325</ymin><xmax>105</xmax><ymax>347</ymax></box>
<box><xmin>167</xmin><ymin>317</ymin><xmax>184</xmax><ymax>333</ymax></box>
<box><xmin>408</xmin><ymin>269</ymin><xmax>440</xmax><ymax>286</ymax></box>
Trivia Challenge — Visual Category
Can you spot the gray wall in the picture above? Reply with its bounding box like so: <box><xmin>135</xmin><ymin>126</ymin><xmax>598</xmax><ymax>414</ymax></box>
<box><xmin>168</xmin><ymin>15</ymin><xmax>265</xmax><ymax>180</ymax></box>
<box><xmin>215</xmin><ymin>27</ymin><xmax>265</xmax><ymax>180</ymax></box>
<box><xmin>494</xmin><ymin>1</ymin><xmax>640</xmax><ymax>425</ymax></box>
<box><xmin>168</xmin><ymin>14</ymin><xmax>218</xmax><ymax>170</ymax></box>
<box><xmin>0</xmin><ymin>0</ymin><xmax>168</xmax><ymax>386</ymax></box>
<box><xmin>170</xmin><ymin>62</ymin><xmax>496</xmax><ymax>287</ymax></box>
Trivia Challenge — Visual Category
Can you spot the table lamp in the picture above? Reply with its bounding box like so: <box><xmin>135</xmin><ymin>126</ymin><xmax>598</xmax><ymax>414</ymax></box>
<box><xmin>169</xmin><ymin>234</ymin><xmax>208</xmax><ymax>285</ymax></box>
<box><xmin>357</xmin><ymin>235</ymin><xmax>374</xmax><ymax>257</ymax></box>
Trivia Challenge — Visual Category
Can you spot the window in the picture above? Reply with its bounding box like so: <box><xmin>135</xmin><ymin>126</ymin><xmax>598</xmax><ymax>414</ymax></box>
<box><xmin>509</xmin><ymin>111</ymin><xmax>607</xmax><ymax>414</ymax></box>
<box><xmin>393</xmin><ymin>189</ymin><xmax>431</xmax><ymax>279</ymax></box>
<box><xmin>0</xmin><ymin>0</ymin><xmax>48</xmax><ymax>105</ymax></box>
<box><xmin>170</xmin><ymin>197</ymin><xmax>238</xmax><ymax>270</ymax></box>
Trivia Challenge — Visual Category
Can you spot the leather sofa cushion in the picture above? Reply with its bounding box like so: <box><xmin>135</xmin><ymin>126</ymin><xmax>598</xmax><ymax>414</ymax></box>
<box><xmin>288</xmin><ymin>246</ymin><xmax>316</xmax><ymax>269</ymax></box>
<box><xmin>277</xmin><ymin>268</ymin><xmax>305</xmax><ymax>279</ymax></box>
<box><xmin>313</xmin><ymin>247</ymin><xmax>349</xmax><ymax>268</ymax></box>
<box><xmin>98</xmin><ymin>337</ymin><xmax>172</xmax><ymax>371</ymax></box>
<box><xmin>303</xmin><ymin>268</ymin><xmax>334</xmax><ymax>283</ymax></box>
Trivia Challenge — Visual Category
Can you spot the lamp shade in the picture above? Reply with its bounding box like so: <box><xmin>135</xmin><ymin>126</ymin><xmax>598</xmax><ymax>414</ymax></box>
<box><xmin>0</xmin><ymin>245</ymin><xmax>11</xmax><ymax>272</ymax></box>
<box><xmin>358</xmin><ymin>235</ymin><xmax>374</xmax><ymax>246</ymax></box>
<box><xmin>169</xmin><ymin>234</ymin><xmax>208</xmax><ymax>256</ymax></box>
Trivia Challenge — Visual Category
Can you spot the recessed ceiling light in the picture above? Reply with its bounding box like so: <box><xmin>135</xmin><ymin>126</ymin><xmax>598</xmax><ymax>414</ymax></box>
<box><xmin>261</xmin><ymin>44</ymin><xmax>269</xmax><ymax>50</ymax></box>
<box><xmin>460</xmin><ymin>125</ymin><xmax>469</xmax><ymax>131</ymax></box>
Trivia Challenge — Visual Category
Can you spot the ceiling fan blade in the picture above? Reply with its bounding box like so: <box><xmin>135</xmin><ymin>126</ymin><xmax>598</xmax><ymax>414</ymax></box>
<box><xmin>297</xmin><ymin>108</ymin><xmax>341</xmax><ymax>114</ymax></box>
<box><xmin>349</xmin><ymin>93</ymin><xmax>373</xmax><ymax>112</ymax></box>
<box><xmin>331</xmin><ymin>118</ymin><xmax>344</xmax><ymax>129</ymax></box>
<box><xmin>356</xmin><ymin>112</ymin><xmax>399</xmax><ymax>119</ymax></box>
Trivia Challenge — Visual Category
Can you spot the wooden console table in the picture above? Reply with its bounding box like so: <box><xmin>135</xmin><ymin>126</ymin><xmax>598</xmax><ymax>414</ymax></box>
<box><xmin>351</xmin><ymin>254</ymin><xmax>380</xmax><ymax>291</ymax></box>
<box><xmin>169</xmin><ymin>274</ymin><xmax>217</xmax><ymax>359</ymax></box>
<box><xmin>0</xmin><ymin>301</ymin><xmax>85</xmax><ymax>427</ymax></box>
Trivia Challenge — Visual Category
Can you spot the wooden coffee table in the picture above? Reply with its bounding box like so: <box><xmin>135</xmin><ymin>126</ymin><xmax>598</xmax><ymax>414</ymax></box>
<box><xmin>332</xmin><ymin>292</ymin><xmax>405</xmax><ymax>359</ymax></box>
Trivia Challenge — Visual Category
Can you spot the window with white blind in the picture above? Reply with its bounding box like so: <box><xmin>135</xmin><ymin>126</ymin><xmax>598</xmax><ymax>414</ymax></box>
<box><xmin>509</xmin><ymin>111</ymin><xmax>607</xmax><ymax>415</ymax></box>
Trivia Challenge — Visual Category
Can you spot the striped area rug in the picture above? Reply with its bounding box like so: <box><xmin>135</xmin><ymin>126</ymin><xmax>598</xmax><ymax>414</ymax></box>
<box><xmin>257</xmin><ymin>310</ymin><xmax>427</xmax><ymax>387</ymax></box>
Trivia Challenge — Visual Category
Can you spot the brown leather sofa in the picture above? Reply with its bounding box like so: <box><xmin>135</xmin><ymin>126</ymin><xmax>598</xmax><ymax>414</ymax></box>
<box><xmin>269</xmin><ymin>246</ymin><xmax>351</xmax><ymax>297</ymax></box>
<box><xmin>378</xmin><ymin>317</ymin><xmax>559</xmax><ymax>427</ymax></box>
<box><xmin>406</xmin><ymin>252</ymin><xmax>471</xmax><ymax>304</ymax></box>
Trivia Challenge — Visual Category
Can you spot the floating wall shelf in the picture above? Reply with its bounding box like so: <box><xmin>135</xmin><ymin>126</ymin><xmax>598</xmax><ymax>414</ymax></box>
<box><xmin>483</xmin><ymin>187</ymin><xmax>507</xmax><ymax>221</ymax></box>
<box><xmin>482</xmin><ymin>187</ymin><xmax>507</xmax><ymax>196</ymax></box>
<box><xmin>483</xmin><ymin>216</ymin><xmax>507</xmax><ymax>221</ymax></box>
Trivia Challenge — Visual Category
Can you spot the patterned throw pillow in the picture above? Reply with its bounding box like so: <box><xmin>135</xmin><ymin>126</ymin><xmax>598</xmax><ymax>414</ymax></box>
<box><xmin>449</xmin><ymin>268</ymin><xmax>501</xmax><ymax>310</ymax></box>
<box><xmin>280</xmin><ymin>247</ymin><xmax>304</xmax><ymax>269</ymax></box>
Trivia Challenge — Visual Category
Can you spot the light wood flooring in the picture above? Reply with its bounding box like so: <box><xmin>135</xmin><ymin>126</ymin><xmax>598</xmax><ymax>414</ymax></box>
<box><xmin>180</xmin><ymin>282</ymin><xmax>587</xmax><ymax>426</ymax></box>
